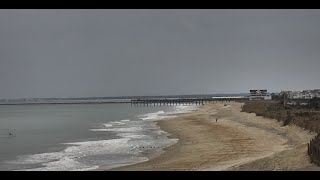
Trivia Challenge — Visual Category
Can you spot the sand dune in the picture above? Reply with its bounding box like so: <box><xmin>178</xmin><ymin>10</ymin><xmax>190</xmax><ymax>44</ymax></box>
<box><xmin>111</xmin><ymin>102</ymin><xmax>320</xmax><ymax>171</ymax></box>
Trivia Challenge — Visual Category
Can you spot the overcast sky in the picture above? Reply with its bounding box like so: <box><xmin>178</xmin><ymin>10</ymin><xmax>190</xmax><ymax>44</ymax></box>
<box><xmin>1</xmin><ymin>9</ymin><xmax>320</xmax><ymax>98</ymax></box>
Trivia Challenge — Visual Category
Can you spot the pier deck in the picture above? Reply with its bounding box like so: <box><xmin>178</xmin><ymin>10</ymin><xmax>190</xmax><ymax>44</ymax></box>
<box><xmin>131</xmin><ymin>97</ymin><xmax>249</xmax><ymax>106</ymax></box>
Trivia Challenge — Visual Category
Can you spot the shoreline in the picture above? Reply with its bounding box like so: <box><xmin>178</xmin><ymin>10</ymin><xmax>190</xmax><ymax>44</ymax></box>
<box><xmin>105</xmin><ymin>102</ymin><xmax>320</xmax><ymax>171</ymax></box>
<box><xmin>95</xmin><ymin>107</ymin><xmax>199</xmax><ymax>171</ymax></box>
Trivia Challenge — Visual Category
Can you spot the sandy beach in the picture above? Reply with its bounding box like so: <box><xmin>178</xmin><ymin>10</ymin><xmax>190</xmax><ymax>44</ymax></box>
<box><xmin>110</xmin><ymin>102</ymin><xmax>320</xmax><ymax>171</ymax></box>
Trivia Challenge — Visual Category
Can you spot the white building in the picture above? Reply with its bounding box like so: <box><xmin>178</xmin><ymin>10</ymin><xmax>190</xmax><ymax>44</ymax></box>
<box><xmin>286</xmin><ymin>89</ymin><xmax>320</xmax><ymax>99</ymax></box>
<box><xmin>249</xmin><ymin>89</ymin><xmax>271</xmax><ymax>100</ymax></box>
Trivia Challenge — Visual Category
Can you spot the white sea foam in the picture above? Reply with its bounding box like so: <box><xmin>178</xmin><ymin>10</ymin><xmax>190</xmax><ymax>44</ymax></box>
<box><xmin>139</xmin><ymin>105</ymin><xmax>198</xmax><ymax>122</ymax></box>
<box><xmin>10</xmin><ymin>133</ymin><xmax>178</xmax><ymax>171</ymax></box>
<box><xmin>20</xmin><ymin>157</ymin><xmax>99</xmax><ymax>171</ymax></box>
<box><xmin>110</xmin><ymin>121</ymin><xmax>125</xmax><ymax>125</ymax></box>
<box><xmin>103</xmin><ymin>123</ymin><xmax>113</xmax><ymax>127</ymax></box>
<box><xmin>99</xmin><ymin>127</ymin><xmax>143</xmax><ymax>132</ymax></box>
<box><xmin>10</xmin><ymin>138</ymin><xmax>138</xmax><ymax>171</ymax></box>
<box><xmin>140</xmin><ymin>111</ymin><xmax>166</xmax><ymax>121</ymax></box>
<box><xmin>116</xmin><ymin>133</ymin><xmax>146</xmax><ymax>139</ymax></box>
<box><xmin>8</xmin><ymin>105</ymin><xmax>193</xmax><ymax>171</ymax></box>
<box><xmin>89</xmin><ymin>129</ymin><xmax>109</xmax><ymax>131</ymax></box>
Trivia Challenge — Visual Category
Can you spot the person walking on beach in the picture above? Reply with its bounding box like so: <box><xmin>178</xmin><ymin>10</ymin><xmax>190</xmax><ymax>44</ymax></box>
<box><xmin>216</xmin><ymin>117</ymin><xmax>218</xmax><ymax>122</ymax></box>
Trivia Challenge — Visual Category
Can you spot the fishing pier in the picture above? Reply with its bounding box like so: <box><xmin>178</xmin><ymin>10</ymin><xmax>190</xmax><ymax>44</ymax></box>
<box><xmin>131</xmin><ymin>97</ymin><xmax>248</xmax><ymax>106</ymax></box>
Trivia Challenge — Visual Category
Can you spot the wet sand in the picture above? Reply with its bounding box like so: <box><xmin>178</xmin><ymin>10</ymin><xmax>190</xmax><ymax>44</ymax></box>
<box><xmin>110</xmin><ymin>102</ymin><xmax>320</xmax><ymax>171</ymax></box>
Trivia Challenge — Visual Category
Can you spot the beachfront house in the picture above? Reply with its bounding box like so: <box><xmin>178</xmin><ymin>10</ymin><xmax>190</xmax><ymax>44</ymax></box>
<box><xmin>249</xmin><ymin>89</ymin><xmax>272</xmax><ymax>100</ymax></box>
<box><xmin>286</xmin><ymin>89</ymin><xmax>320</xmax><ymax>100</ymax></box>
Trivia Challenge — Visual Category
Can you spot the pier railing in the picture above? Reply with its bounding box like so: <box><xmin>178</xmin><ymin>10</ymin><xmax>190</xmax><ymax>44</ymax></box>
<box><xmin>130</xmin><ymin>98</ymin><xmax>249</xmax><ymax>106</ymax></box>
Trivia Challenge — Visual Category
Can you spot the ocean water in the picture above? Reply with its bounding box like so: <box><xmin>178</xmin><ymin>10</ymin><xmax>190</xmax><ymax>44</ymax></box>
<box><xmin>0</xmin><ymin>103</ymin><xmax>198</xmax><ymax>171</ymax></box>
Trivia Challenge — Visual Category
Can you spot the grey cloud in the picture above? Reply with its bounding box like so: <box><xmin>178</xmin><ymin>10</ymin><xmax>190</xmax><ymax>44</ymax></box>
<box><xmin>0</xmin><ymin>9</ymin><xmax>320</xmax><ymax>98</ymax></box>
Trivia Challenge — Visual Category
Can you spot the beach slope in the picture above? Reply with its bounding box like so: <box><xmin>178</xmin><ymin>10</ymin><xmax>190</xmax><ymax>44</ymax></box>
<box><xmin>112</xmin><ymin>102</ymin><xmax>320</xmax><ymax>171</ymax></box>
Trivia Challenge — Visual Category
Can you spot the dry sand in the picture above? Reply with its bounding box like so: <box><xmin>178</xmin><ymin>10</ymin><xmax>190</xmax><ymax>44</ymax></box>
<box><xmin>111</xmin><ymin>102</ymin><xmax>320</xmax><ymax>171</ymax></box>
